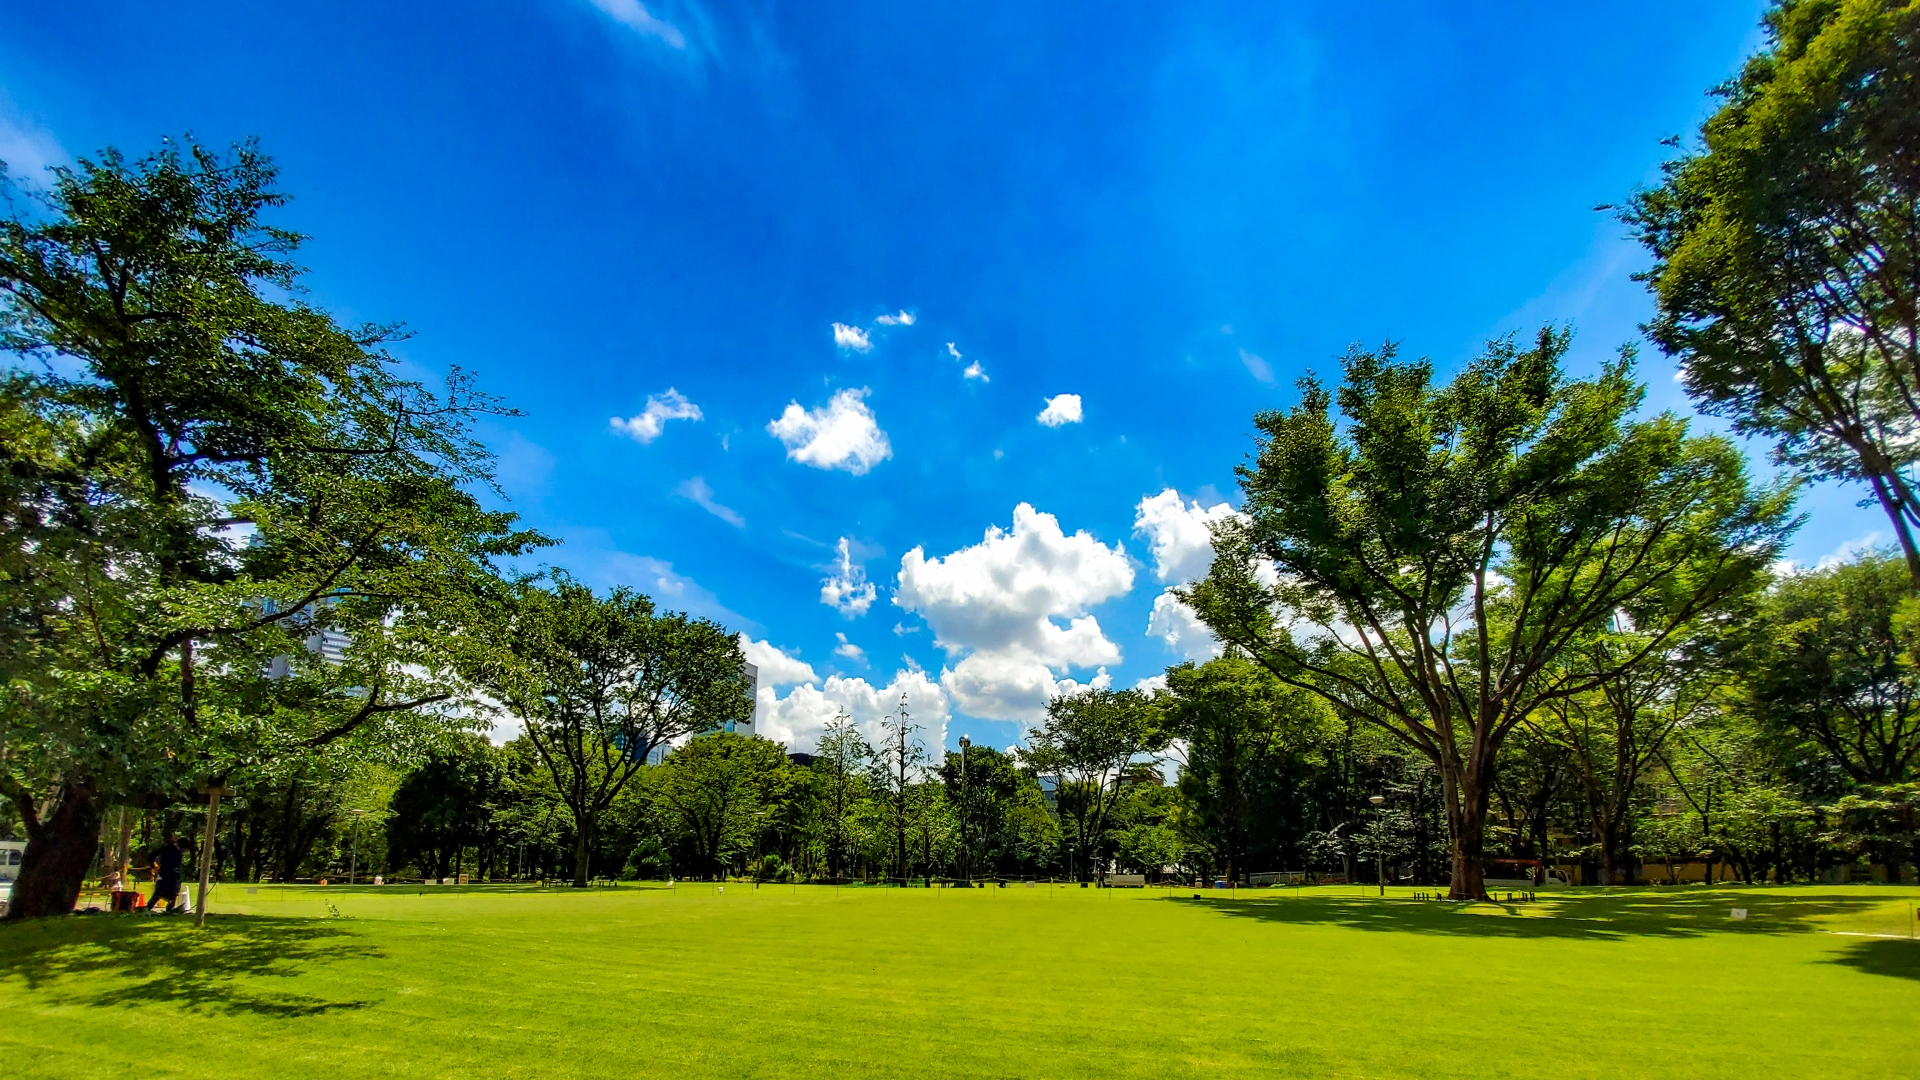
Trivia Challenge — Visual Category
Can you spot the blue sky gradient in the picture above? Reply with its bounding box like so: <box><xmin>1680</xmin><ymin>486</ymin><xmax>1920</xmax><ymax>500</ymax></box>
<box><xmin>0</xmin><ymin>1</ymin><xmax>1885</xmax><ymax>752</ymax></box>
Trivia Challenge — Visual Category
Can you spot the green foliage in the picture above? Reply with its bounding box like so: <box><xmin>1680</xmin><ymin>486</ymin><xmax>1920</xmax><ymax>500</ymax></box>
<box><xmin>648</xmin><ymin>731</ymin><xmax>796</xmax><ymax>880</ymax></box>
<box><xmin>1183</xmin><ymin>328</ymin><xmax>1796</xmax><ymax>895</ymax></box>
<box><xmin>1628</xmin><ymin>0</ymin><xmax>1920</xmax><ymax>576</ymax></box>
<box><xmin>1027</xmin><ymin>687</ymin><xmax>1163</xmax><ymax>881</ymax></box>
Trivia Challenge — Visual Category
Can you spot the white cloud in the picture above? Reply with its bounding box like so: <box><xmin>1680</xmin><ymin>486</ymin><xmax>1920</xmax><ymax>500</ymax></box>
<box><xmin>1148</xmin><ymin>589</ymin><xmax>1223</xmax><ymax>661</ymax></box>
<box><xmin>675</xmin><ymin>476</ymin><xmax>744</xmax><ymax>527</ymax></box>
<box><xmin>1037</xmin><ymin>393</ymin><xmax>1083</xmax><ymax>427</ymax></box>
<box><xmin>946</xmin><ymin>342</ymin><xmax>963</xmax><ymax>360</ymax></box>
<box><xmin>1133</xmin><ymin>488</ymin><xmax>1240</xmax><ymax>584</ymax></box>
<box><xmin>963</xmin><ymin>361</ymin><xmax>989</xmax><ymax>382</ymax></box>
<box><xmin>585</xmin><ymin>0</ymin><xmax>687</xmax><ymax>48</ymax></box>
<box><xmin>833</xmin><ymin>632</ymin><xmax>867</xmax><ymax>663</ymax></box>
<box><xmin>1133</xmin><ymin>488</ymin><xmax>1244</xmax><ymax>659</ymax></box>
<box><xmin>1134</xmin><ymin>673</ymin><xmax>1170</xmax><ymax>694</ymax></box>
<box><xmin>833</xmin><ymin>322</ymin><xmax>873</xmax><ymax>351</ymax></box>
<box><xmin>894</xmin><ymin>503</ymin><xmax>1134</xmax><ymax>723</ymax></box>
<box><xmin>767</xmin><ymin>387</ymin><xmax>892</xmax><ymax>474</ymax></box>
<box><xmin>738</xmin><ymin>635</ymin><xmax>819</xmax><ymax>687</ymax></box>
<box><xmin>611</xmin><ymin>387</ymin><xmax>703</xmax><ymax>444</ymax></box>
<box><xmin>755</xmin><ymin>668</ymin><xmax>950</xmax><ymax>757</ymax></box>
<box><xmin>875</xmin><ymin>310</ymin><xmax>916</xmax><ymax>326</ymax></box>
<box><xmin>1239</xmin><ymin>347</ymin><xmax>1275</xmax><ymax>383</ymax></box>
<box><xmin>0</xmin><ymin>102</ymin><xmax>64</xmax><ymax>182</ymax></box>
<box><xmin>820</xmin><ymin>536</ymin><xmax>878</xmax><ymax>616</ymax></box>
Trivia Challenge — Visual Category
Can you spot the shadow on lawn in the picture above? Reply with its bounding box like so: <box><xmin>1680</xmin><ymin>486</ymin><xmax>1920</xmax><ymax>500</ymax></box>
<box><xmin>0</xmin><ymin>915</ymin><xmax>379</xmax><ymax>1017</ymax></box>
<box><xmin>1179</xmin><ymin>890</ymin><xmax>1896</xmax><ymax>942</ymax></box>
<box><xmin>1829</xmin><ymin>938</ymin><xmax>1920</xmax><ymax>981</ymax></box>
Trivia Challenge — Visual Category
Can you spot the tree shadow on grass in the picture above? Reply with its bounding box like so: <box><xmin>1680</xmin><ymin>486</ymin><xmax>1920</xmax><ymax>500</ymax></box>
<box><xmin>0</xmin><ymin>915</ymin><xmax>380</xmax><ymax>1017</ymax></box>
<box><xmin>1178</xmin><ymin>890</ymin><xmax>1898</xmax><ymax>942</ymax></box>
<box><xmin>1828</xmin><ymin>938</ymin><xmax>1920</xmax><ymax>981</ymax></box>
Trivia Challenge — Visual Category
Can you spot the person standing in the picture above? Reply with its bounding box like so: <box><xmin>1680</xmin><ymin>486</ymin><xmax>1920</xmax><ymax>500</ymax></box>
<box><xmin>148</xmin><ymin>836</ymin><xmax>187</xmax><ymax>914</ymax></box>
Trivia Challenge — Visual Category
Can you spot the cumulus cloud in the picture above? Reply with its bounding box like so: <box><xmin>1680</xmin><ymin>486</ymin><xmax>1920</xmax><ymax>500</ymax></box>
<box><xmin>820</xmin><ymin>536</ymin><xmax>878</xmax><ymax>616</ymax></box>
<box><xmin>738</xmin><ymin>635</ymin><xmax>819</xmax><ymax>687</ymax></box>
<box><xmin>833</xmin><ymin>632</ymin><xmax>866</xmax><ymax>663</ymax></box>
<box><xmin>1134</xmin><ymin>488</ymin><xmax>1239</xmax><ymax>584</ymax></box>
<box><xmin>963</xmin><ymin>361</ymin><xmax>989</xmax><ymax>382</ymax></box>
<box><xmin>675</xmin><ymin>476</ymin><xmax>744</xmax><ymax>527</ymax></box>
<box><xmin>1134</xmin><ymin>488</ymin><xmax>1244</xmax><ymax>660</ymax></box>
<box><xmin>1037</xmin><ymin>393</ymin><xmax>1083</xmax><ymax>427</ymax></box>
<box><xmin>755</xmin><ymin>668</ymin><xmax>950</xmax><ymax>758</ymax></box>
<box><xmin>894</xmin><ymin>503</ymin><xmax>1134</xmax><ymax>723</ymax></box>
<box><xmin>585</xmin><ymin>0</ymin><xmax>687</xmax><ymax>49</ymax></box>
<box><xmin>767</xmin><ymin>387</ymin><xmax>892</xmax><ymax>474</ymax></box>
<box><xmin>1147</xmin><ymin>590</ymin><xmax>1223</xmax><ymax>662</ymax></box>
<box><xmin>946</xmin><ymin>342</ymin><xmax>963</xmax><ymax>360</ymax></box>
<box><xmin>611</xmin><ymin>387</ymin><xmax>703</xmax><ymax>444</ymax></box>
<box><xmin>1239</xmin><ymin>347</ymin><xmax>1275</xmax><ymax>383</ymax></box>
<box><xmin>833</xmin><ymin>322</ymin><xmax>872</xmax><ymax>351</ymax></box>
<box><xmin>875</xmin><ymin>310</ymin><xmax>916</xmax><ymax>326</ymax></box>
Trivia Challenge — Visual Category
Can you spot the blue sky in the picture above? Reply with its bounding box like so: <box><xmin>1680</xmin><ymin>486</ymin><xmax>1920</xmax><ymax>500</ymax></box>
<box><xmin>0</xmin><ymin>1</ymin><xmax>1886</xmax><ymax>754</ymax></box>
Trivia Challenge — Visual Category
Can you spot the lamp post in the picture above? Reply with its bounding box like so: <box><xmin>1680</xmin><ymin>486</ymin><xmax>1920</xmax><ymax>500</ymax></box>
<box><xmin>1368</xmin><ymin>794</ymin><xmax>1386</xmax><ymax>896</ymax></box>
<box><xmin>348</xmin><ymin>809</ymin><xmax>366</xmax><ymax>886</ymax></box>
<box><xmin>958</xmin><ymin>735</ymin><xmax>971</xmax><ymax>888</ymax></box>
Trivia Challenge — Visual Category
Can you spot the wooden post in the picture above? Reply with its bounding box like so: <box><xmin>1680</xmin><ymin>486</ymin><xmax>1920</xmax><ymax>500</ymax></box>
<box><xmin>195</xmin><ymin>785</ymin><xmax>227</xmax><ymax>928</ymax></box>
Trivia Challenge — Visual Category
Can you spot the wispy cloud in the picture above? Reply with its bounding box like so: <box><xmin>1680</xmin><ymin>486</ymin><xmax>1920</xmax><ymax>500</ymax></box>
<box><xmin>833</xmin><ymin>322</ymin><xmax>872</xmax><ymax>352</ymax></box>
<box><xmin>611</xmin><ymin>387</ymin><xmax>702</xmax><ymax>443</ymax></box>
<box><xmin>1239</xmin><ymin>347</ymin><xmax>1274</xmax><ymax>383</ymax></box>
<box><xmin>875</xmin><ymin>310</ymin><xmax>916</xmax><ymax>326</ymax></box>
<box><xmin>963</xmin><ymin>361</ymin><xmax>989</xmax><ymax>382</ymax></box>
<box><xmin>1037</xmin><ymin>393</ymin><xmax>1083</xmax><ymax>427</ymax></box>
<box><xmin>0</xmin><ymin>99</ymin><xmax>65</xmax><ymax>182</ymax></box>
<box><xmin>584</xmin><ymin>0</ymin><xmax>687</xmax><ymax>49</ymax></box>
<box><xmin>675</xmin><ymin>476</ymin><xmax>745</xmax><ymax>527</ymax></box>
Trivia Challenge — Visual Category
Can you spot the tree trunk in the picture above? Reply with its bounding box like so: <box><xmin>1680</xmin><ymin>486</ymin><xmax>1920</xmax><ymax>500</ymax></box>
<box><xmin>1445</xmin><ymin>761</ymin><xmax>1491</xmax><ymax>901</ymax></box>
<box><xmin>572</xmin><ymin>814</ymin><xmax>593</xmax><ymax>887</ymax></box>
<box><xmin>6</xmin><ymin>780</ymin><xmax>103</xmax><ymax>921</ymax></box>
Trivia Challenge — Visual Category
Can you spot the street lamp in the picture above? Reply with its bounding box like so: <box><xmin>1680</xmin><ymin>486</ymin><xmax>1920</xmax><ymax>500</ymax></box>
<box><xmin>347</xmin><ymin>809</ymin><xmax>366</xmax><ymax>886</ymax></box>
<box><xmin>1368</xmin><ymin>794</ymin><xmax>1385</xmax><ymax>896</ymax></box>
<box><xmin>958</xmin><ymin>735</ymin><xmax>971</xmax><ymax>888</ymax></box>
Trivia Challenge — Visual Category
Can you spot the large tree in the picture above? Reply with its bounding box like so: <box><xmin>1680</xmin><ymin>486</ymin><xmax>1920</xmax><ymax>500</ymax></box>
<box><xmin>0</xmin><ymin>141</ymin><xmax>541</xmax><ymax>919</ymax></box>
<box><xmin>1025</xmin><ymin>687</ymin><xmax>1163</xmax><ymax>883</ymax></box>
<box><xmin>1628</xmin><ymin>0</ymin><xmax>1920</xmax><ymax>579</ymax></box>
<box><xmin>649</xmin><ymin>730</ymin><xmax>792</xmax><ymax>880</ymax></box>
<box><xmin>470</xmin><ymin>577</ymin><xmax>751</xmax><ymax>887</ymax></box>
<box><xmin>1183</xmin><ymin>330</ymin><xmax>1795</xmax><ymax>898</ymax></box>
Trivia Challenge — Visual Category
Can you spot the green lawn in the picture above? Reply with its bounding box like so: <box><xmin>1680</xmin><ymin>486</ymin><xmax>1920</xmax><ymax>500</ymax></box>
<box><xmin>0</xmin><ymin>881</ymin><xmax>1915</xmax><ymax>1078</ymax></box>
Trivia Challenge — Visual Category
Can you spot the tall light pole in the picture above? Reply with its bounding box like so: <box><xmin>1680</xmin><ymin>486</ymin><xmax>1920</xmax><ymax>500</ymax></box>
<box><xmin>1369</xmin><ymin>794</ymin><xmax>1386</xmax><ymax>896</ymax></box>
<box><xmin>958</xmin><ymin>735</ymin><xmax>971</xmax><ymax>887</ymax></box>
<box><xmin>348</xmin><ymin>809</ymin><xmax>366</xmax><ymax>886</ymax></box>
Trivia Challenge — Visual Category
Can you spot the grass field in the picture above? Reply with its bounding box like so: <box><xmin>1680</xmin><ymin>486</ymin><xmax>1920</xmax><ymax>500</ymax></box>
<box><xmin>0</xmin><ymin>882</ymin><xmax>1916</xmax><ymax>1079</ymax></box>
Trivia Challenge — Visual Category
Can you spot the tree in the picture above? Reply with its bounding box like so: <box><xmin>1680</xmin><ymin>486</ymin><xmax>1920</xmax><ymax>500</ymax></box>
<box><xmin>870</xmin><ymin>697</ymin><xmax>928</xmax><ymax>883</ymax></box>
<box><xmin>387</xmin><ymin>738</ymin><xmax>500</xmax><ymax>881</ymax></box>
<box><xmin>1526</xmin><ymin>627</ymin><xmax>1730</xmax><ymax>884</ymax></box>
<box><xmin>0</xmin><ymin>140</ymin><xmax>542</xmax><ymax>919</ymax></box>
<box><xmin>1183</xmin><ymin>331</ymin><xmax>1795</xmax><ymax>898</ymax></box>
<box><xmin>1744</xmin><ymin>551</ymin><xmax>1920</xmax><ymax>878</ymax></box>
<box><xmin>649</xmin><ymin>731</ymin><xmax>792</xmax><ymax>880</ymax></box>
<box><xmin>470</xmin><ymin>577</ymin><xmax>751</xmax><ymax>887</ymax></box>
<box><xmin>1161</xmin><ymin>655</ymin><xmax>1329</xmax><ymax>886</ymax></box>
<box><xmin>813</xmin><ymin>714</ymin><xmax>873</xmax><ymax>881</ymax></box>
<box><xmin>1026</xmin><ymin>687</ymin><xmax>1163</xmax><ymax>882</ymax></box>
<box><xmin>1628</xmin><ymin>0</ymin><xmax>1920</xmax><ymax>580</ymax></box>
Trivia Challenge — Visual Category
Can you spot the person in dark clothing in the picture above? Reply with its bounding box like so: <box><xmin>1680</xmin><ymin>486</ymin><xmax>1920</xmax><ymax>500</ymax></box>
<box><xmin>149</xmin><ymin>836</ymin><xmax>187</xmax><ymax>914</ymax></box>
